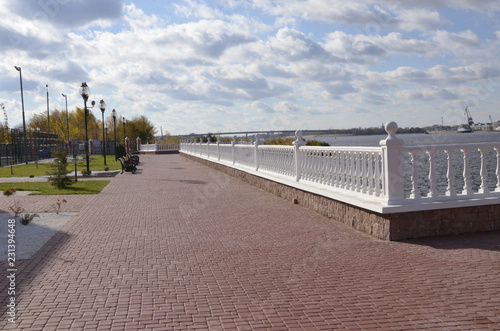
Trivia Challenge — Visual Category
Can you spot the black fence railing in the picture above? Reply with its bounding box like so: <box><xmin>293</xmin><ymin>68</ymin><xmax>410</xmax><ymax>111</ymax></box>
<box><xmin>0</xmin><ymin>129</ymin><xmax>65</xmax><ymax>167</ymax></box>
<box><xmin>0</xmin><ymin>128</ymin><xmax>138</xmax><ymax>167</ymax></box>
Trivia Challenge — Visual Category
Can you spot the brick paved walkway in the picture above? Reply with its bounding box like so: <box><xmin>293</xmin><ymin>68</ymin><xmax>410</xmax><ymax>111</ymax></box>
<box><xmin>1</xmin><ymin>154</ymin><xmax>500</xmax><ymax>330</ymax></box>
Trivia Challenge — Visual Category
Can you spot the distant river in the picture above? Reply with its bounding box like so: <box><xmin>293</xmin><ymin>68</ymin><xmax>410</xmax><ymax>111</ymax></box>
<box><xmin>312</xmin><ymin>131</ymin><xmax>500</xmax><ymax>146</ymax></box>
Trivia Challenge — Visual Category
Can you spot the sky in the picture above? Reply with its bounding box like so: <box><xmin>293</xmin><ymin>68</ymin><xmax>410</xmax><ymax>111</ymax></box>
<box><xmin>1</xmin><ymin>0</ymin><xmax>500</xmax><ymax>136</ymax></box>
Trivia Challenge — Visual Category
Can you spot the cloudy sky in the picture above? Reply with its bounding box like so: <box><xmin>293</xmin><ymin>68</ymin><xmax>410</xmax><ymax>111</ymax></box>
<box><xmin>1</xmin><ymin>0</ymin><xmax>500</xmax><ymax>135</ymax></box>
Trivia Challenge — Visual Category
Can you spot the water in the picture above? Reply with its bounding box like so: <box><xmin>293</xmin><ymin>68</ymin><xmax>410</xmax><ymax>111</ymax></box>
<box><xmin>311</xmin><ymin>131</ymin><xmax>500</xmax><ymax>147</ymax></box>
<box><xmin>311</xmin><ymin>132</ymin><xmax>500</xmax><ymax>197</ymax></box>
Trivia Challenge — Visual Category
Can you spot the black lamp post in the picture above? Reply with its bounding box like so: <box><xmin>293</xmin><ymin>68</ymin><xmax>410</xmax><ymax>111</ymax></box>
<box><xmin>79</xmin><ymin>82</ymin><xmax>94</xmax><ymax>174</ymax></box>
<box><xmin>46</xmin><ymin>84</ymin><xmax>50</xmax><ymax>132</ymax></box>
<box><xmin>14</xmin><ymin>66</ymin><xmax>28</xmax><ymax>164</ymax></box>
<box><xmin>61</xmin><ymin>93</ymin><xmax>70</xmax><ymax>153</ymax></box>
<box><xmin>99</xmin><ymin>99</ymin><xmax>107</xmax><ymax>166</ymax></box>
<box><xmin>112</xmin><ymin>109</ymin><xmax>117</xmax><ymax>160</ymax></box>
<box><xmin>122</xmin><ymin>117</ymin><xmax>126</xmax><ymax>142</ymax></box>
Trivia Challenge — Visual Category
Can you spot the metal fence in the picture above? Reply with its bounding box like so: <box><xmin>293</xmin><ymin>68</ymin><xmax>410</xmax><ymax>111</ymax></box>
<box><xmin>0</xmin><ymin>129</ymin><xmax>64</xmax><ymax>166</ymax></box>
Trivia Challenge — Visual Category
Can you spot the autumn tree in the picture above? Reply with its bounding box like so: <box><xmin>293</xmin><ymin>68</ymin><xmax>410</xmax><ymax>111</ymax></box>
<box><xmin>28</xmin><ymin>108</ymin><xmax>157</xmax><ymax>143</ymax></box>
<box><xmin>28</xmin><ymin>107</ymin><xmax>101</xmax><ymax>140</ymax></box>
<box><xmin>122</xmin><ymin>115</ymin><xmax>156</xmax><ymax>142</ymax></box>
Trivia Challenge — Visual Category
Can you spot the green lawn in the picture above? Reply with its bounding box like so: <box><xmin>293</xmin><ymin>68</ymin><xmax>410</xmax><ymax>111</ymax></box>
<box><xmin>0</xmin><ymin>180</ymin><xmax>110</xmax><ymax>195</ymax></box>
<box><xmin>0</xmin><ymin>155</ymin><xmax>121</xmax><ymax>178</ymax></box>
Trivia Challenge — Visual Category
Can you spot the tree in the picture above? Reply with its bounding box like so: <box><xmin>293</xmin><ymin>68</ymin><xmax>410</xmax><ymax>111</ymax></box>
<box><xmin>28</xmin><ymin>107</ymin><xmax>102</xmax><ymax>140</ymax></box>
<box><xmin>0</xmin><ymin>103</ymin><xmax>10</xmax><ymax>144</ymax></box>
<box><xmin>28</xmin><ymin>108</ymin><xmax>156</xmax><ymax>143</ymax></box>
<box><xmin>124</xmin><ymin>115</ymin><xmax>156</xmax><ymax>141</ymax></box>
<box><xmin>47</xmin><ymin>151</ymin><xmax>74</xmax><ymax>189</ymax></box>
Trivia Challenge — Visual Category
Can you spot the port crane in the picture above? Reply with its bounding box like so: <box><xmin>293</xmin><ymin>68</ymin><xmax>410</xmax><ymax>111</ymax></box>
<box><xmin>464</xmin><ymin>106</ymin><xmax>474</xmax><ymax>125</ymax></box>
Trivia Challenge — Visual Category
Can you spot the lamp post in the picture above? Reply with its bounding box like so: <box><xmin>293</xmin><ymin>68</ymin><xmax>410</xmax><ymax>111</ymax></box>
<box><xmin>122</xmin><ymin>117</ymin><xmax>126</xmax><ymax>142</ymax></box>
<box><xmin>79</xmin><ymin>82</ymin><xmax>94</xmax><ymax>174</ymax></box>
<box><xmin>46</xmin><ymin>84</ymin><xmax>50</xmax><ymax>132</ymax></box>
<box><xmin>99</xmin><ymin>99</ymin><xmax>107</xmax><ymax>166</ymax></box>
<box><xmin>61</xmin><ymin>93</ymin><xmax>70</xmax><ymax>153</ymax></box>
<box><xmin>14</xmin><ymin>66</ymin><xmax>28</xmax><ymax>164</ymax></box>
<box><xmin>112</xmin><ymin>109</ymin><xmax>117</xmax><ymax>160</ymax></box>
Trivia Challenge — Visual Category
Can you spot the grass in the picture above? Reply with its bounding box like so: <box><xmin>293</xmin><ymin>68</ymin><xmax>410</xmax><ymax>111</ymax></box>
<box><xmin>0</xmin><ymin>155</ymin><xmax>121</xmax><ymax>178</ymax></box>
<box><xmin>0</xmin><ymin>181</ymin><xmax>110</xmax><ymax>195</ymax></box>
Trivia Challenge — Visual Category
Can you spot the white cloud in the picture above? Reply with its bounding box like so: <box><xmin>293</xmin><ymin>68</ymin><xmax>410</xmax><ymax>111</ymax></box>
<box><xmin>3</xmin><ymin>0</ymin><xmax>124</xmax><ymax>30</ymax></box>
<box><xmin>1</xmin><ymin>0</ymin><xmax>500</xmax><ymax>133</ymax></box>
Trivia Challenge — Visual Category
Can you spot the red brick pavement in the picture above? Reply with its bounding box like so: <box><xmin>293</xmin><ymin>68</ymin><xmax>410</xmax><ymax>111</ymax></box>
<box><xmin>1</xmin><ymin>154</ymin><xmax>500</xmax><ymax>330</ymax></box>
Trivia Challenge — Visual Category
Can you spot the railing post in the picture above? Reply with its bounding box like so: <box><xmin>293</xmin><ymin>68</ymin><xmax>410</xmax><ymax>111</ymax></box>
<box><xmin>231</xmin><ymin>136</ymin><xmax>236</xmax><ymax>165</ymax></box>
<box><xmin>379</xmin><ymin>122</ymin><xmax>404</xmax><ymax>204</ymax></box>
<box><xmin>155</xmin><ymin>141</ymin><xmax>158</xmax><ymax>152</ymax></box>
<box><xmin>136</xmin><ymin>137</ymin><xmax>141</xmax><ymax>152</ymax></box>
<box><xmin>294</xmin><ymin>130</ymin><xmax>305</xmax><ymax>181</ymax></box>
<box><xmin>254</xmin><ymin>134</ymin><xmax>261</xmax><ymax>170</ymax></box>
<box><xmin>217</xmin><ymin>136</ymin><xmax>221</xmax><ymax>161</ymax></box>
<box><xmin>125</xmin><ymin>137</ymin><xmax>130</xmax><ymax>154</ymax></box>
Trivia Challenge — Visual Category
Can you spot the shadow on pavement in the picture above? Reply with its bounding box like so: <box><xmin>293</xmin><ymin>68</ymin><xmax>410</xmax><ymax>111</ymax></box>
<box><xmin>402</xmin><ymin>230</ymin><xmax>500</xmax><ymax>252</ymax></box>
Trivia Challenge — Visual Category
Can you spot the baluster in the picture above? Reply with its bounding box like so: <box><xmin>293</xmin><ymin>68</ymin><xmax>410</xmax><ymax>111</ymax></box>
<box><xmin>320</xmin><ymin>151</ymin><xmax>327</xmax><ymax>184</ymax></box>
<box><xmin>322</xmin><ymin>151</ymin><xmax>326</xmax><ymax>184</ymax></box>
<box><xmin>375</xmin><ymin>152</ymin><xmax>382</xmax><ymax>197</ymax></box>
<box><xmin>496</xmin><ymin>147</ymin><xmax>500</xmax><ymax>192</ymax></box>
<box><xmin>427</xmin><ymin>150</ymin><xmax>437</xmax><ymax>197</ymax></box>
<box><xmin>461</xmin><ymin>147</ymin><xmax>472</xmax><ymax>195</ymax></box>
<box><xmin>478</xmin><ymin>147</ymin><xmax>489</xmax><ymax>194</ymax></box>
<box><xmin>355</xmin><ymin>151</ymin><xmax>361</xmax><ymax>192</ymax></box>
<box><xmin>327</xmin><ymin>152</ymin><xmax>333</xmax><ymax>186</ymax></box>
<box><xmin>344</xmin><ymin>152</ymin><xmax>350</xmax><ymax>190</ymax></box>
<box><xmin>334</xmin><ymin>151</ymin><xmax>340</xmax><ymax>187</ymax></box>
<box><xmin>348</xmin><ymin>151</ymin><xmax>355</xmax><ymax>190</ymax></box>
<box><xmin>339</xmin><ymin>151</ymin><xmax>345</xmax><ymax>189</ymax></box>
<box><xmin>312</xmin><ymin>150</ymin><xmax>318</xmax><ymax>182</ymax></box>
<box><xmin>366</xmin><ymin>152</ymin><xmax>373</xmax><ymax>195</ymax></box>
<box><xmin>445</xmin><ymin>148</ymin><xmax>456</xmax><ymax>196</ymax></box>
<box><xmin>360</xmin><ymin>152</ymin><xmax>367</xmax><ymax>193</ymax></box>
<box><xmin>409</xmin><ymin>151</ymin><xmax>420</xmax><ymax>199</ymax></box>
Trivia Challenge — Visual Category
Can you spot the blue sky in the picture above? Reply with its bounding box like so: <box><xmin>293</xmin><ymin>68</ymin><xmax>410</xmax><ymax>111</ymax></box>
<box><xmin>1</xmin><ymin>0</ymin><xmax>500</xmax><ymax>135</ymax></box>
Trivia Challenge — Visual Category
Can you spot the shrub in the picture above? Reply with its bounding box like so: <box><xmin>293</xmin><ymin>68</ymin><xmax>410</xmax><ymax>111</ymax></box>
<box><xmin>8</xmin><ymin>201</ymin><xmax>25</xmax><ymax>217</ymax></box>
<box><xmin>21</xmin><ymin>213</ymin><xmax>39</xmax><ymax>225</ymax></box>
<box><xmin>104</xmin><ymin>166</ymin><xmax>109</xmax><ymax>171</ymax></box>
<box><xmin>51</xmin><ymin>199</ymin><xmax>67</xmax><ymax>214</ymax></box>
<box><xmin>47</xmin><ymin>152</ymin><xmax>74</xmax><ymax>189</ymax></box>
<box><xmin>306</xmin><ymin>140</ymin><xmax>330</xmax><ymax>146</ymax></box>
<box><xmin>3</xmin><ymin>187</ymin><xmax>16</xmax><ymax>196</ymax></box>
<box><xmin>263</xmin><ymin>137</ymin><xmax>295</xmax><ymax>145</ymax></box>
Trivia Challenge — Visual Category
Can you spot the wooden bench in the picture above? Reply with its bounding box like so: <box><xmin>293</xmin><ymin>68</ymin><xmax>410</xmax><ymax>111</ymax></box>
<box><xmin>119</xmin><ymin>156</ymin><xmax>137</xmax><ymax>174</ymax></box>
<box><xmin>127</xmin><ymin>153</ymin><xmax>140</xmax><ymax>166</ymax></box>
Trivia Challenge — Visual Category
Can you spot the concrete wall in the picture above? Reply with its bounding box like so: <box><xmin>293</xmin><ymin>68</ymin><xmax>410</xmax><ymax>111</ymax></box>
<box><xmin>182</xmin><ymin>153</ymin><xmax>500</xmax><ymax>241</ymax></box>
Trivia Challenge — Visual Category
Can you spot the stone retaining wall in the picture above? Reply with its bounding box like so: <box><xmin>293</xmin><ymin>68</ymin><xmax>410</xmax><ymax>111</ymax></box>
<box><xmin>182</xmin><ymin>153</ymin><xmax>500</xmax><ymax>240</ymax></box>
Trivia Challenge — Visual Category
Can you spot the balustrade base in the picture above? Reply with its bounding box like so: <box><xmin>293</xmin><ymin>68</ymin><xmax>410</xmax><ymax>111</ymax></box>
<box><xmin>182</xmin><ymin>153</ymin><xmax>500</xmax><ymax>241</ymax></box>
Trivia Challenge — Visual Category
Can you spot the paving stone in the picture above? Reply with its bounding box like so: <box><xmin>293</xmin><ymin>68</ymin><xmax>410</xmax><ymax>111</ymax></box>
<box><xmin>0</xmin><ymin>154</ymin><xmax>499</xmax><ymax>330</ymax></box>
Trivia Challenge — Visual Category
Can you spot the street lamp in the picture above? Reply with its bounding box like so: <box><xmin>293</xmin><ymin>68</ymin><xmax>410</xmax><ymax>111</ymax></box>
<box><xmin>79</xmin><ymin>82</ymin><xmax>95</xmax><ymax>174</ymax></box>
<box><xmin>14</xmin><ymin>66</ymin><xmax>28</xmax><ymax>164</ymax></box>
<box><xmin>99</xmin><ymin>99</ymin><xmax>107</xmax><ymax>166</ymax></box>
<box><xmin>122</xmin><ymin>117</ymin><xmax>126</xmax><ymax>142</ymax></box>
<box><xmin>112</xmin><ymin>109</ymin><xmax>117</xmax><ymax>160</ymax></box>
<box><xmin>61</xmin><ymin>93</ymin><xmax>70</xmax><ymax>153</ymax></box>
<box><xmin>46</xmin><ymin>84</ymin><xmax>50</xmax><ymax>131</ymax></box>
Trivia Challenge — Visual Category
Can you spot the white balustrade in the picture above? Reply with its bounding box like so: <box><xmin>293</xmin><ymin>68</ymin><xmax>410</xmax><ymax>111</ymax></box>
<box><xmin>404</xmin><ymin>142</ymin><xmax>500</xmax><ymax>200</ymax></box>
<box><xmin>180</xmin><ymin>122</ymin><xmax>500</xmax><ymax>211</ymax></box>
<box><xmin>140</xmin><ymin>142</ymin><xmax>180</xmax><ymax>152</ymax></box>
